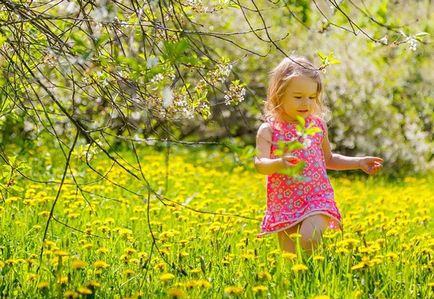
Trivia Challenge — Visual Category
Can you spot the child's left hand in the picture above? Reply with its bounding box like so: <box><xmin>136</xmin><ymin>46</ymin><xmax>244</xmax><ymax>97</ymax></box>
<box><xmin>359</xmin><ymin>157</ymin><xmax>384</xmax><ymax>175</ymax></box>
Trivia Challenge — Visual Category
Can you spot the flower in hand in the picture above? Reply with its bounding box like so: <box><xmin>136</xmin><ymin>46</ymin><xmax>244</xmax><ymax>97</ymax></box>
<box><xmin>359</xmin><ymin>157</ymin><xmax>383</xmax><ymax>175</ymax></box>
<box><xmin>281</xmin><ymin>155</ymin><xmax>301</xmax><ymax>168</ymax></box>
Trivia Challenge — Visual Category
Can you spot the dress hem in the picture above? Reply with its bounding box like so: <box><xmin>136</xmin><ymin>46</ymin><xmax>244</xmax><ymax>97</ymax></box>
<box><xmin>257</xmin><ymin>211</ymin><xmax>342</xmax><ymax>238</ymax></box>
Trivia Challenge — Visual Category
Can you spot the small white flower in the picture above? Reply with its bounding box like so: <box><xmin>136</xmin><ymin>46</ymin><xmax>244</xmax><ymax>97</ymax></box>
<box><xmin>162</xmin><ymin>86</ymin><xmax>173</xmax><ymax>108</ymax></box>
<box><xmin>146</xmin><ymin>56</ymin><xmax>159</xmax><ymax>68</ymax></box>
<box><xmin>303</xmin><ymin>138</ymin><xmax>312</xmax><ymax>148</ymax></box>
<box><xmin>65</xmin><ymin>1</ymin><xmax>79</xmax><ymax>14</ymax></box>
<box><xmin>379</xmin><ymin>36</ymin><xmax>388</xmax><ymax>45</ymax></box>
<box><xmin>23</xmin><ymin>121</ymin><xmax>34</xmax><ymax>132</ymax></box>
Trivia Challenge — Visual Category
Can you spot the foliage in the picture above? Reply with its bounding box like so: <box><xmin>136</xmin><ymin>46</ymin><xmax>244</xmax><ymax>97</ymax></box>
<box><xmin>0</xmin><ymin>0</ymin><xmax>432</xmax><ymax>174</ymax></box>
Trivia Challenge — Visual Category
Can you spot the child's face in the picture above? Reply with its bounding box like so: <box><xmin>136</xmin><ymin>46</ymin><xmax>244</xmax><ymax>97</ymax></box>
<box><xmin>279</xmin><ymin>76</ymin><xmax>318</xmax><ymax>122</ymax></box>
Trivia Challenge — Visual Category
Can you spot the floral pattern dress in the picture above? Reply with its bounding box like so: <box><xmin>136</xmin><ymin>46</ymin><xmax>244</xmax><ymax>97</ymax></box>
<box><xmin>258</xmin><ymin>115</ymin><xmax>342</xmax><ymax>237</ymax></box>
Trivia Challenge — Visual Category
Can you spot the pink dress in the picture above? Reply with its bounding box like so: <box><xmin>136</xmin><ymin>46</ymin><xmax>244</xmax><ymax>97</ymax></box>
<box><xmin>258</xmin><ymin>115</ymin><xmax>342</xmax><ymax>237</ymax></box>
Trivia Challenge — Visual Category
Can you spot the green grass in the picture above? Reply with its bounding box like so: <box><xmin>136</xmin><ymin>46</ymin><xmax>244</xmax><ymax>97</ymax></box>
<box><xmin>0</xmin><ymin>146</ymin><xmax>433</xmax><ymax>298</ymax></box>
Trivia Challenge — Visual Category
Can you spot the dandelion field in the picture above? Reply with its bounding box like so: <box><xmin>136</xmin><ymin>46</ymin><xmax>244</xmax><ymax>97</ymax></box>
<box><xmin>0</xmin><ymin>146</ymin><xmax>433</xmax><ymax>298</ymax></box>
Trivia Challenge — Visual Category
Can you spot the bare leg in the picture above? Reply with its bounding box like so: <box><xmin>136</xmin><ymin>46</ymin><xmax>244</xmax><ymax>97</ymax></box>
<box><xmin>299</xmin><ymin>214</ymin><xmax>329</xmax><ymax>254</ymax></box>
<box><xmin>277</xmin><ymin>223</ymin><xmax>301</xmax><ymax>253</ymax></box>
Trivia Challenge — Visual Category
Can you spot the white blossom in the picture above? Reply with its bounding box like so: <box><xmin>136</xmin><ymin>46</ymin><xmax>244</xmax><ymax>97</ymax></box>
<box><xmin>162</xmin><ymin>86</ymin><xmax>173</xmax><ymax>108</ymax></box>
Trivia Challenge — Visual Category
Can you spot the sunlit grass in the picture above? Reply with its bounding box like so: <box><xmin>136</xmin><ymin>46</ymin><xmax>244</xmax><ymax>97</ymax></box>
<box><xmin>0</xmin><ymin>147</ymin><xmax>433</xmax><ymax>298</ymax></box>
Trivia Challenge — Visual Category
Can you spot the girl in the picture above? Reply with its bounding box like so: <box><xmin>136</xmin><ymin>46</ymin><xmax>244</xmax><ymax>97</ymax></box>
<box><xmin>254</xmin><ymin>56</ymin><xmax>383</xmax><ymax>254</ymax></box>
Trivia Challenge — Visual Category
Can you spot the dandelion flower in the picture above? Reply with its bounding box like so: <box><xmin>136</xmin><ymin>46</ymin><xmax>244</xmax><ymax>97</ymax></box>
<box><xmin>313</xmin><ymin>296</ymin><xmax>330</xmax><ymax>299</ymax></box>
<box><xmin>27</xmin><ymin>273</ymin><xmax>38</xmax><ymax>281</ymax></box>
<box><xmin>282</xmin><ymin>252</ymin><xmax>297</xmax><ymax>260</ymax></box>
<box><xmin>160</xmin><ymin>273</ymin><xmax>175</xmax><ymax>282</ymax></box>
<box><xmin>166</xmin><ymin>287</ymin><xmax>186</xmax><ymax>298</ymax></box>
<box><xmin>195</xmin><ymin>279</ymin><xmax>212</xmax><ymax>288</ymax></box>
<box><xmin>252</xmin><ymin>285</ymin><xmax>268</xmax><ymax>293</ymax></box>
<box><xmin>224</xmin><ymin>286</ymin><xmax>244</xmax><ymax>296</ymax></box>
<box><xmin>96</xmin><ymin>247</ymin><xmax>109</xmax><ymax>254</ymax></box>
<box><xmin>291</xmin><ymin>263</ymin><xmax>308</xmax><ymax>272</ymax></box>
<box><xmin>123</xmin><ymin>269</ymin><xmax>136</xmax><ymax>277</ymax></box>
<box><xmin>71</xmin><ymin>260</ymin><xmax>88</xmax><ymax>270</ymax></box>
<box><xmin>124</xmin><ymin>247</ymin><xmax>136</xmax><ymax>255</ymax></box>
<box><xmin>257</xmin><ymin>271</ymin><xmax>272</xmax><ymax>281</ymax></box>
<box><xmin>93</xmin><ymin>260</ymin><xmax>109</xmax><ymax>269</ymax></box>
<box><xmin>64</xmin><ymin>290</ymin><xmax>78</xmax><ymax>298</ymax></box>
<box><xmin>57</xmin><ymin>276</ymin><xmax>69</xmax><ymax>285</ymax></box>
<box><xmin>77</xmin><ymin>287</ymin><xmax>92</xmax><ymax>295</ymax></box>
<box><xmin>351</xmin><ymin>262</ymin><xmax>367</xmax><ymax>271</ymax></box>
<box><xmin>86</xmin><ymin>280</ymin><xmax>102</xmax><ymax>289</ymax></box>
<box><xmin>54</xmin><ymin>250</ymin><xmax>69</xmax><ymax>257</ymax></box>
<box><xmin>313</xmin><ymin>255</ymin><xmax>325</xmax><ymax>261</ymax></box>
<box><xmin>37</xmin><ymin>281</ymin><xmax>49</xmax><ymax>289</ymax></box>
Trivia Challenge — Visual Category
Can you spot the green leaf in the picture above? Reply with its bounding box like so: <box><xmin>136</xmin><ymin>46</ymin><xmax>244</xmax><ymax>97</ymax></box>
<box><xmin>304</xmin><ymin>126</ymin><xmax>322</xmax><ymax>135</ymax></box>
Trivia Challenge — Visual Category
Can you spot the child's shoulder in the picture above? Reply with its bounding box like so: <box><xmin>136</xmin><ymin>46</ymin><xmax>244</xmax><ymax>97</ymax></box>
<box><xmin>311</xmin><ymin>115</ymin><xmax>327</xmax><ymax>133</ymax></box>
<box><xmin>258</xmin><ymin>121</ymin><xmax>273</xmax><ymax>136</ymax></box>
<box><xmin>257</xmin><ymin>122</ymin><xmax>273</xmax><ymax>134</ymax></box>
<box><xmin>309</xmin><ymin>115</ymin><xmax>328</xmax><ymax>128</ymax></box>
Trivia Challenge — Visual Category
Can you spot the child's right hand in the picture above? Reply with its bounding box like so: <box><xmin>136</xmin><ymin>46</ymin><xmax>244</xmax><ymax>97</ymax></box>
<box><xmin>281</xmin><ymin>155</ymin><xmax>301</xmax><ymax>168</ymax></box>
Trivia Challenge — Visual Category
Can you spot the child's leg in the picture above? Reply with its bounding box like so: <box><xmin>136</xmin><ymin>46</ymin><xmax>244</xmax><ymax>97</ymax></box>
<box><xmin>277</xmin><ymin>223</ymin><xmax>301</xmax><ymax>253</ymax></box>
<box><xmin>299</xmin><ymin>214</ymin><xmax>329</xmax><ymax>254</ymax></box>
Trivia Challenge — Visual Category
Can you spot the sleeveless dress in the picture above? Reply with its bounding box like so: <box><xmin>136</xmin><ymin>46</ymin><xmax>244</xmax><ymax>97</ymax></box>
<box><xmin>258</xmin><ymin>115</ymin><xmax>342</xmax><ymax>237</ymax></box>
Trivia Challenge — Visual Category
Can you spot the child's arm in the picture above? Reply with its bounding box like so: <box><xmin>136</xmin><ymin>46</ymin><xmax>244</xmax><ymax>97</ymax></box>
<box><xmin>321</xmin><ymin>121</ymin><xmax>383</xmax><ymax>175</ymax></box>
<box><xmin>254</xmin><ymin>123</ymin><xmax>299</xmax><ymax>175</ymax></box>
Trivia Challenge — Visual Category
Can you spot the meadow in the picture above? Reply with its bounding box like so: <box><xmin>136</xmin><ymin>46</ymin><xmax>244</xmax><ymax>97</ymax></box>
<box><xmin>0</xmin><ymin>146</ymin><xmax>433</xmax><ymax>298</ymax></box>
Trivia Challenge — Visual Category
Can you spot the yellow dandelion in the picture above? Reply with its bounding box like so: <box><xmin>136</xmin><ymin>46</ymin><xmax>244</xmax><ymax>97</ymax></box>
<box><xmin>166</xmin><ymin>287</ymin><xmax>186</xmax><ymax>299</ymax></box>
<box><xmin>160</xmin><ymin>273</ymin><xmax>175</xmax><ymax>282</ymax></box>
<box><xmin>291</xmin><ymin>263</ymin><xmax>308</xmax><ymax>272</ymax></box>
<box><xmin>93</xmin><ymin>260</ymin><xmax>109</xmax><ymax>269</ymax></box>
<box><xmin>129</xmin><ymin>258</ymin><xmax>140</xmax><ymax>265</ymax></box>
<box><xmin>71</xmin><ymin>260</ymin><xmax>88</xmax><ymax>270</ymax></box>
<box><xmin>96</xmin><ymin>247</ymin><xmax>109</xmax><ymax>254</ymax></box>
<box><xmin>44</xmin><ymin>240</ymin><xmax>56</xmax><ymax>249</ymax></box>
<box><xmin>138</xmin><ymin>251</ymin><xmax>148</xmax><ymax>259</ymax></box>
<box><xmin>124</xmin><ymin>247</ymin><xmax>136</xmax><ymax>255</ymax></box>
<box><xmin>64</xmin><ymin>290</ymin><xmax>78</xmax><ymax>298</ymax></box>
<box><xmin>57</xmin><ymin>276</ymin><xmax>69</xmax><ymax>285</ymax></box>
<box><xmin>27</xmin><ymin>273</ymin><xmax>38</xmax><ymax>281</ymax></box>
<box><xmin>54</xmin><ymin>250</ymin><xmax>69</xmax><ymax>257</ymax></box>
<box><xmin>313</xmin><ymin>296</ymin><xmax>330</xmax><ymax>299</ymax></box>
<box><xmin>385</xmin><ymin>252</ymin><xmax>399</xmax><ymax>260</ymax></box>
<box><xmin>252</xmin><ymin>285</ymin><xmax>268</xmax><ymax>293</ymax></box>
<box><xmin>313</xmin><ymin>255</ymin><xmax>325</xmax><ymax>261</ymax></box>
<box><xmin>154</xmin><ymin>262</ymin><xmax>167</xmax><ymax>271</ymax></box>
<box><xmin>224</xmin><ymin>286</ymin><xmax>244</xmax><ymax>296</ymax></box>
<box><xmin>0</xmin><ymin>261</ymin><xmax>5</xmax><ymax>268</ymax></box>
<box><xmin>351</xmin><ymin>262</ymin><xmax>367</xmax><ymax>271</ymax></box>
<box><xmin>282</xmin><ymin>252</ymin><xmax>297</xmax><ymax>260</ymax></box>
<box><xmin>38</xmin><ymin>211</ymin><xmax>50</xmax><ymax>218</ymax></box>
<box><xmin>185</xmin><ymin>280</ymin><xmax>196</xmax><ymax>289</ymax></box>
<box><xmin>257</xmin><ymin>271</ymin><xmax>272</xmax><ymax>281</ymax></box>
<box><xmin>37</xmin><ymin>281</ymin><xmax>49</xmax><ymax>289</ymax></box>
<box><xmin>428</xmin><ymin>282</ymin><xmax>434</xmax><ymax>288</ymax></box>
<box><xmin>120</xmin><ymin>254</ymin><xmax>129</xmax><ymax>263</ymax></box>
<box><xmin>123</xmin><ymin>269</ymin><xmax>136</xmax><ymax>277</ymax></box>
<box><xmin>77</xmin><ymin>287</ymin><xmax>92</xmax><ymax>295</ymax></box>
<box><xmin>86</xmin><ymin>280</ymin><xmax>101</xmax><ymax>289</ymax></box>
<box><xmin>195</xmin><ymin>279</ymin><xmax>212</xmax><ymax>288</ymax></box>
<box><xmin>190</xmin><ymin>268</ymin><xmax>202</xmax><ymax>274</ymax></box>
<box><xmin>82</xmin><ymin>243</ymin><xmax>93</xmax><ymax>250</ymax></box>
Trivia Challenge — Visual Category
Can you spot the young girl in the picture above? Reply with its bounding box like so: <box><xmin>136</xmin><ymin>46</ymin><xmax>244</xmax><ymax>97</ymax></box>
<box><xmin>254</xmin><ymin>56</ymin><xmax>383</xmax><ymax>254</ymax></box>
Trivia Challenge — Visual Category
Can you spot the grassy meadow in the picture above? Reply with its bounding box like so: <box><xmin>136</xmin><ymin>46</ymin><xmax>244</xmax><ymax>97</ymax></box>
<box><xmin>0</xmin><ymin>147</ymin><xmax>433</xmax><ymax>298</ymax></box>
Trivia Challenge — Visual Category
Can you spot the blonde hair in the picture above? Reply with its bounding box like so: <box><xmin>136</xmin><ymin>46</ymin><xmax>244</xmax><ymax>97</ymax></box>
<box><xmin>265</xmin><ymin>56</ymin><xmax>328</xmax><ymax>120</ymax></box>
